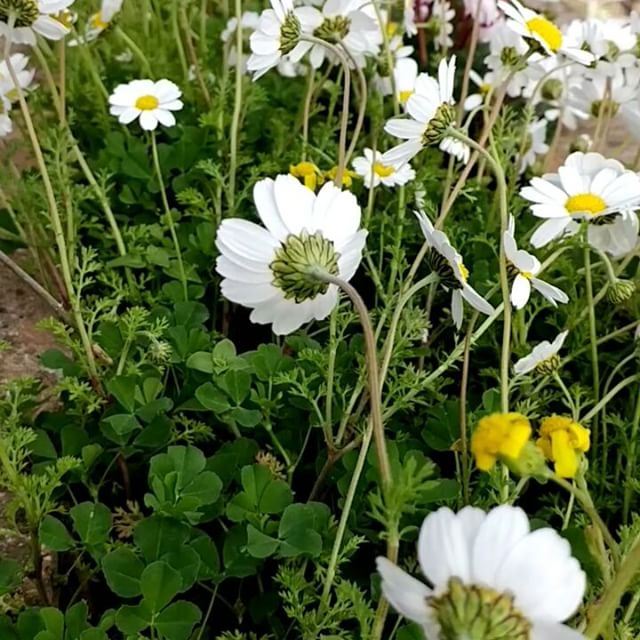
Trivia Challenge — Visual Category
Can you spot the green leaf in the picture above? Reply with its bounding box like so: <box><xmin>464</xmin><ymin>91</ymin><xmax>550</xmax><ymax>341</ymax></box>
<box><xmin>154</xmin><ymin>601</ymin><xmax>201</xmax><ymax>640</ymax></box>
<box><xmin>212</xmin><ymin>339</ymin><xmax>236</xmax><ymax>361</ymax></box>
<box><xmin>226</xmin><ymin>465</ymin><xmax>292</xmax><ymax>521</ymax></box>
<box><xmin>229</xmin><ymin>407</ymin><xmax>262</xmax><ymax>428</ymax></box>
<box><xmin>70</xmin><ymin>503</ymin><xmax>112</xmax><ymax>547</ymax></box>
<box><xmin>0</xmin><ymin>558</ymin><xmax>21</xmax><ymax>596</ymax></box>
<box><xmin>246</xmin><ymin>525</ymin><xmax>279</xmax><ymax>559</ymax></box>
<box><xmin>102</xmin><ymin>548</ymin><xmax>145</xmax><ymax>598</ymax></box>
<box><xmin>102</xmin><ymin>413</ymin><xmax>141</xmax><ymax>436</ymax></box>
<box><xmin>140</xmin><ymin>561</ymin><xmax>182</xmax><ymax>613</ymax></box>
<box><xmin>40</xmin><ymin>516</ymin><xmax>75</xmax><ymax>552</ymax></box>
<box><xmin>185</xmin><ymin>351</ymin><xmax>214</xmax><ymax>373</ymax></box>
<box><xmin>134</xmin><ymin>516</ymin><xmax>190</xmax><ymax>562</ymax></box>
<box><xmin>278</xmin><ymin>503</ymin><xmax>329</xmax><ymax>558</ymax></box>
<box><xmin>65</xmin><ymin>601</ymin><xmax>89</xmax><ymax>638</ymax></box>
<box><xmin>219</xmin><ymin>369</ymin><xmax>251</xmax><ymax>404</ymax></box>
<box><xmin>190</xmin><ymin>533</ymin><xmax>220</xmax><ymax>580</ymax></box>
<box><xmin>39</xmin><ymin>608</ymin><xmax>64</xmax><ymax>639</ymax></box>
<box><xmin>115</xmin><ymin>602</ymin><xmax>152</xmax><ymax>635</ymax></box>
<box><xmin>195</xmin><ymin>383</ymin><xmax>230</xmax><ymax>413</ymax></box>
<box><xmin>248</xmin><ymin>344</ymin><xmax>291</xmax><ymax>381</ymax></box>
<box><xmin>78</xmin><ymin>630</ymin><xmax>108</xmax><ymax>640</ymax></box>
<box><xmin>106</xmin><ymin>376</ymin><xmax>138</xmax><ymax>412</ymax></box>
<box><xmin>163</xmin><ymin>547</ymin><xmax>200</xmax><ymax>591</ymax></box>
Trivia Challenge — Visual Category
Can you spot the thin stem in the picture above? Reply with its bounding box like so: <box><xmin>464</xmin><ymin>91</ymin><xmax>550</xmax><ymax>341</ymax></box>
<box><xmin>341</xmin><ymin>44</ymin><xmax>367</xmax><ymax>166</ymax></box>
<box><xmin>460</xmin><ymin>313</ymin><xmax>478</xmax><ymax>505</ymax></box>
<box><xmin>150</xmin><ymin>132</ymin><xmax>188</xmax><ymax>300</ymax></box>
<box><xmin>320</xmin><ymin>420</ymin><xmax>373</xmax><ymax>605</ymax></box>
<box><xmin>301</xmin><ymin>66</ymin><xmax>315</xmax><ymax>159</ymax></box>
<box><xmin>0</xmin><ymin>249</ymin><xmax>67</xmax><ymax>320</ymax></box>
<box><xmin>312</xmin><ymin>271</ymin><xmax>391</xmax><ymax>489</ymax></box>
<box><xmin>228</xmin><ymin>0</ymin><xmax>244</xmax><ymax>208</ymax></box>
<box><xmin>3</xmin><ymin>24</ymin><xmax>99</xmax><ymax>380</ymax></box>
<box><xmin>457</xmin><ymin>0</ymin><xmax>482</xmax><ymax>123</ymax></box>
<box><xmin>115</xmin><ymin>26</ymin><xmax>153</xmax><ymax>76</ymax></box>
<box><xmin>171</xmin><ymin>0</ymin><xmax>189</xmax><ymax>80</ymax></box>
<box><xmin>623</xmin><ymin>388</ymin><xmax>640</xmax><ymax>523</ymax></box>
<box><xmin>581</xmin><ymin>375</ymin><xmax>640</xmax><ymax>424</ymax></box>
<box><xmin>584</xmin><ymin>240</ymin><xmax>601</xmax><ymax>456</ymax></box>
<box><xmin>553</xmin><ymin>371</ymin><xmax>577</xmax><ymax>420</ymax></box>
<box><xmin>584</xmin><ymin>538</ymin><xmax>640</xmax><ymax>638</ymax></box>
<box><xmin>302</xmin><ymin>36</ymin><xmax>351</xmax><ymax>186</ymax></box>
<box><xmin>178</xmin><ymin>5</ymin><xmax>212</xmax><ymax>106</ymax></box>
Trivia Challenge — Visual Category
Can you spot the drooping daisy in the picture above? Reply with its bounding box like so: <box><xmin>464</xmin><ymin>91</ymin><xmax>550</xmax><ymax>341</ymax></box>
<box><xmin>0</xmin><ymin>0</ymin><xmax>75</xmax><ymax>44</ymax></box>
<box><xmin>108</xmin><ymin>79</ymin><xmax>183</xmax><ymax>131</ymax></box>
<box><xmin>519</xmin><ymin>118</ymin><xmax>549</xmax><ymax>173</ymax></box>
<box><xmin>415</xmin><ymin>211</ymin><xmax>494</xmax><ymax>329</ymax></box>
<box><xmin>0</xmin><ymin>98</ymin><xmax>13</xmax><ymax>138</ymax></box>
<box><xmin>82</xmin><ymin>0</ymin><xmax>123</xmax><ymax>41</ymax></box>
<box><xmin>430</xmin><ymin>0</ymin><xmax>455</xmax><ymax>52</ymax></box>
<box><xmin>504</xmin><ymin>216</ymin><xmax>568</xmax><ymax>309</ymax></box>
<box><xmin>514</xmin><ymin>330</ymin><xmax>568</xmax><ymax>376</ymax></box>
<box><xmin>378</xmin><ymin>505</ymin><xmax>586</xmax><ymax>640</ymax></box>
<box><xmin>246</xmin><ymin>0</ymin><xmax>308</xmax><ymax>79</ymax></box>
<box><xmin>499</xmin><ymin>0</ymin><xmax>593</xmax><ymax>65</ymax></box>
<box><xmin>300</xmin><ymin>0</ymin><xmax>381</xmax><ymax>70</ymax></box>
<box><xmin>216</xmin><ymin>175</ymin><xmax>367</xmax><ymax>335</ymax></box>
<box><xmin>0</xmin><ymin>53</ymin><xmax>36</xmax><ymax>103</ymax></box>
<box><xmin>587</xmin><ymin>210</ymin><xmax>639</xmax><ymax>259</ymax></box>
<box><xmin>393</xmin><ymin>57</ymin><xmax>418</xmax><ymax>106</ymax></box>
<box><xmin>520</xmin><ymin>152</ymin><xmax>640</xmax><ymax>248</ymax></box>
<box><xmin>352</xmin><ymin>148</ymin><xmax>415</xmax><ymax>189</ymax></box>
<box><xmin>385</xmin><ymin>56</ymin><xmax>470</xmax><ymax>165</ymax></box>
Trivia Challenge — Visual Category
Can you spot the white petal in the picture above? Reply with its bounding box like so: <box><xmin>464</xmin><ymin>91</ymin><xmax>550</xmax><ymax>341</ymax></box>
<box><xmin>273</xmin><ymin>174</ymin><xmax>315</xmax><ymax>235</ymax></box>
<box><xmin>376</xmin><ymin>557</ymin><xmax>432</xmax><ymax>624</ymax></box>
<box><xmin>451</xmin><ymin>289</ymin><xmax>463</xmax><ymax>329</ymax></box>
<box><xmin>216</xmin><ymin>218</ymin><xmax>280</xmax><ymax>262</ymax></box>
<box><xmin>471</xmin><ymin>505</ymin><xmax>530</xmax><ymax>586</ymax></box>
<box><xmin>253</xmin><ymin>178</ymin><xmax>289</xmax><ymax>242</ymax></box>
<box><xmin>154</xmin><ymin>109</ymin><xmax>176</xmax><ymax>127</ymax></box>
<box><xmin>418</xmin><ymin>507</ymin><xmax>472</xmax><ymax>588</ymax></box>
<box><xmin>461</xmin><ymin>285</ymin><xmax>494</xmax><ymax>315</ymax></box>
<box><xmin>314</xmin><ymin>184</ymin><xmax>361</xmax><ymax>244</ymax></box>
<box><xmin>531</xmin><ymin>278</ymin><xmax>569</xmax><ymax>305</ymax></box>
<box><xmin>531</xmin><ymin>218</ymin><xmax>571</xmax><ymax>248</ymax></box>
<box><xmin>32</xmin><ymin>15</ymin><xmax>69</xmax><ymax>40</ymax></box>
<box><xmin>511</xmin><ymin>274</ymin><xmax>531</xmax><ymax>309</ymax></box>
<box><xmin>139</xmin><ymin>110</ymin><xmax>158</xmax><ymax>130</ymax></box>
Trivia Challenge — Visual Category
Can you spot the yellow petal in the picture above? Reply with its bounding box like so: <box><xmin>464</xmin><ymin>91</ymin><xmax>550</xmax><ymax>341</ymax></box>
<box><xmin>550</xmin><ymin>430</ymin><xmax>579</xmax><ymax>478</ymax></box>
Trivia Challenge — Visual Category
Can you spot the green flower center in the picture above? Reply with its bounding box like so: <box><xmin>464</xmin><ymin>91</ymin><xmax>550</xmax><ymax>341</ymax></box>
<box><xmin>280</xmin><ymin>11</ymin><xmax>301</xmax><ymax>54</ymax></box>
<box><xmin>0</xmin><ymin>0</ymin><xmax>39</xmax><ymax>27</ymax></box>
<box><xmin>500</xmin><ymin>46</ymin><xmax>528</xmax><ymax>72</ymax></box>
<box><xmin>430</xmin><ymin>578</ymin><xmax>531</xmax><ymax>640</ymax></box>
<box><xmin>314</xmin><ymin>16</ymin><xmax>351</xmax><ymax>43</ymax></box>
<box><xmin>535</xmin><ymin>354</ymin><xmax>561</xmax><ymax>376</ymax></box>
<box><xmin>590</xmin><ymin>98</ymin><xmax>620</xmax><ymax>119</ymax></box>
<box><xmin>270</xmin><ymin>231</ymin><xmax>340</xmax><ymax>302</ymax></box>
<box><xmin>422</xmin><ymin>103</ymin><xmax>457</xmax><ymax>146</ymax></box>
<box><xmin>541</xmin><ymin>78</ymin><xmax>564</xmax><ymax>101</ymax></box>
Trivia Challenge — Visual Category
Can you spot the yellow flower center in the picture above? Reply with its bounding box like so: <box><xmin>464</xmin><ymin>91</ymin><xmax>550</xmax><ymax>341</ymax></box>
<box><xmin>480</xmin><ymin>83</ymin><xmax>491</xmax><ymax>95</ymax></box>
<box><xmin>537</xmin><ymin>415</ymin><xmax>590</xmax><ymax>478</ymax></box>
<box><xmin>55</xmin><ymin>9</ymin><xmax>75</xmax><ymax>27</ymax></box>
<box><xmin>526</xmin><ymin>17</ymin><xmax>563</xmax><ymax>52</ymax></box>
<box><xmin>135</xmin><ymin>95</ymin><xmax>159</xmax><ymax>111</ymax></box>
<box><xmin>471</xmin><ymin>413</ymin><xmax>532</xmax><ymax>472</ymax></box>
<box><xmin>458</xmin><ymin>262</ymin><xmax>469</xmax><ymax>282</ymax></box>
<box><xmin>565</xmin><ymin>193</ymin><xmax>607</xmax><ymax>216</ymax></box>
<box><xmin>521</xmin><ymin>271</ymin><xmax>533</xmax><ymax>280</ymax></box>
<box><xmin>386</xmin><ymin>21</ymin><xmax>398</xmax><ymax>37</ymax></box>
<box><xmin>399</xmin><ymin>89</ymin><xmax>413</xmax><ymax>104</ymax></box>
<box><xmin>90</xmin><ymin>11</ymin><xmax>109</xmax><ymax>30</ymax></box>
<box><xmin>373</xmin><ymin>162</ymin><xmax>395</xmax><ymax>178</ymax></box>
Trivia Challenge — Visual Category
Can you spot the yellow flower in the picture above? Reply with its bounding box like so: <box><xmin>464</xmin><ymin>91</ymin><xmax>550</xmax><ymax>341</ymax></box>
<box><xmin>471</xmin><ymin>413</ymin><xmax>532</xmax><ymax>471</ymax></box>
<box><xmin>289</xmin><ymin>162</ymin><xmax>324</xmax><ymax>191</ymax></box>
<box><xmin>537</xmin><ymin>415</ymin><xmax>590</xmax><ymax>479</ymax></box>
<box><xmin>325</xmin><ymin>166</ymin><xmax>358</xmax><ymax>188</ymax></box>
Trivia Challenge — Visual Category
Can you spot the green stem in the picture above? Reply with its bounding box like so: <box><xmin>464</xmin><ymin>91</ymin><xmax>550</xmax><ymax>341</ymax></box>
<box><xmin>623</xmin><ymin>388</ymin><xmax>640</xmax><ymax>523</ymax></box>
<box><xmin>228</xmin><ymin>0</ymin><xmax>243</xmax><ymax>209</ymax></box>
<box><xmin>584</xmin><ymin>240</ymin><xmax>601</xmax><ymax>454</ymax></box>
<box><xmin>582</xmin><ymin>375</ymin><xmax>640</xmax><ymax>424</ymax></box>
<box><xmin>115</xmin><ymin>26</ymin><xmax>153</xmax><ymax>76</ymax></box>
<box><xmin>150</xmin><ymin>132</ymin><xmax>188</xmax><ymax>300</ymax></box>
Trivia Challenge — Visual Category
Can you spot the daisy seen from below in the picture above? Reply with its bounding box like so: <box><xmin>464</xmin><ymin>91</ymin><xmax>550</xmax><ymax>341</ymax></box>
<box><xmin>415</xmin><ymin>211</ymin><xmax>494</xmax><ymax>329</ymax></box>
<box><xmin>393</xmin><ymin>57</ymin><xmax>418</xmax><ymax>106</ymax></box>
<box><xmin>215</xmin><ymin>175</ymin><xmax>367</xmax><ymax>336</ymax></box>
<box><xmin>377</xmin><ymin>505</ymin><xmax>586</xmax><ymax>640</ymax></box>
<box><xmin>0</xmin><ymin>53</ymin><xmax>35</xmax><ymax>138</ymax></box>
<box><xmin>587</xmin><ymin>210</ymin><xmax>639</xmax><ymax>258</ymax></box>
<box><xmin>352</xmin><ymin>148</ymin><xmax>415</xmax><ymax>189</ymax></box>
<box><xmin>84</xmin><ymin>0</ymin><xmax>122</xmax><ymax>41</ymax></box>
<box><xmin>504</xmin><ymin>216</ymin><xmax>568</xmax><ymax>309</ymax></box>
<box><xmin>514</xmin><ymin>330</ymin><xmax>568</xmax><ymax>376</ymax></box>
<box><xmin>246</xmin><ymin>0</ymin><xmax>307</xmax><ymax>79</ymax></box>
<box><xmin>108</xmin><ymin>79</ymin><xmax>183</xmax><ymax>131</ymax></box>
<box><xmin>0</xmin><ymin>0</ymin><xmax>75</xmax><ymax>44</ymax></box>
<box><xmin>520</xmin><ymin>151</ymin><xmax>640</xmax><ymax>248</ymax></box>
<box><xmin>385</xmin><ymin>56</ymin><xmax>470</xmax><ymax>165</ymax></box>
<box><xmin>499</xmin><ymin>0</ymin><xmax>593</xmax><ymax>65</ymax></box>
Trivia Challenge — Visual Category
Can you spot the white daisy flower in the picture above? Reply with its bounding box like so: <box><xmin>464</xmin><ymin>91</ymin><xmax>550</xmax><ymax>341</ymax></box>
<box><xmin>377</xmin><ymin>505</ymin><xmax>586</xmax><ymax>640</ymax></box>
<box><xmin>463</xmin><ymin>69</ymin><xmax>498</xmax><ymax>111</ymax></box>
<box><xmin>372</xmin><ymin>32</ymin><xmax>413</xmax><ymax>97</ymax></box>
<box><xmin>0</xmin><ymin>99</ymin><xmax>13</xmax><ymax>138</ymax></box>
<box><xmin>0</xmin><ymin>0</ymin><xmax>76</xmax><ymax>45</ymax></box>
<box><xmin>569</xmin><ymin>68</ymin><xmax>640</xmax><ymax>141</ymax></box>
<box><xmin>385</xmin><ymin>56</ymin><xmax>470</xmax><ymax>165</ymax></box>
<box><xmin>415</xmin><ymin>211</ymin><xmax>494</xmax><ymax>329</ymax></box>
<box><xmin>463</xmin><ymin>0</ymin><xmax>503</xmax><ymax>42</ymax></box>
<box><xmin>520</xmin><ymin>151</ymin><xmax>640</xmax><ymax>248</ymax></box>
<box><xmin>430</xmin><ymin>0</ymin><xmax>455</xmax><ymax>51</ymax></box>
<box><xmin>514</xmin><ymin>330</ymin><xmax>568</xmax><ymax>375</ymax></box>
<box><xmin>299</xmin><ymin>0</ymin><xmax>381</xmax><ymax>70</ymax></box>
<box><xmin>504</xmin><ymin>216</ymin><xmax>568</xmax><ymax>309</ymax></box>
<box><xmin>499</xmin><ymin>0</ymin><xmax>593</xmax><ymax>65</ymax></box>
<box><xmin>352</xmin><ymin>148</ymin><xmax>415</xmax><ymax>189</ymax></box>
<box><xmin>84</xmin><ymin>0</ymin><xmax>122</xmax><ymax>41</ymax></box>
<box><xmin>221</xmin><ymin>10</ymin><xmax>259</xmax><ymax>43</ymax></box>
<box><xmin>519</xmin><ymin>118</ymin><xmax>549</xmax><ymax>173</ymax></box>
<box><xmin>108</xmin><ymin>79</ymin><xmax>183</xmax><ymax>131</ymax></box>
<box><xmin>587</xmin><ymin>210</ymin><xmax>639</xmax><ymax>259</ymax></box>
<box><xmin>403</xmin><ymin>0</ymin><xmax>416</xmax><ymax>35</ymax></box>
<box><xmin>246</xmin><ymin>0</ymin><xmax>309</xmax><ymax>79</ymax></box>
<box><xmin>486</xmin><ymin>22</ymin><xmax>543</xmax><ymax>99</ymax></box>
<box><xmin>0</xmin><ymin>53</ymin><xmax>36</xmax><ymax>103</ymax></box>
<box><xmin>215</xmin><ymin>175</ymin><xmax>367</xmax><ymax>336</ymax></box>
<box><xmin>393</xmin><ymin>56</ymin><xmax>418</xmax><ymax>106</ymax></box>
